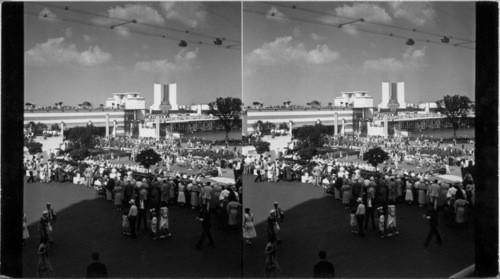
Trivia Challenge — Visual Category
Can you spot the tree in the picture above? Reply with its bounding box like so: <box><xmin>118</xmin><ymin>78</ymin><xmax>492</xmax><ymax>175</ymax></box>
<box><xmin>436</xmin><ymin>95</ymin><xmax>472</xmax><ymax>137</ymax></box>
<box><xmin>253</xmin><ymin>141</ymin><xmax>270</xmax><ymax>154</ymax></box>
<box><xmin>294</xmin><ymin>124</ymin><xmax>326</xmax><ymax>148</ymax></box>
<box><xmin>135</xmin><ymin>148</ymin><xmax>162</xmax><ymax>169</ymax></box>
<box><xmin>69</xmin><ymin>148</ymin><xmax>90</xmax><ymax>161</ymax></box>
<box><xmin>25</xmin><ymin>141</ymin><xmax>43</xmax><ymax>155</ymax></box>
<box><xmin>66</xmin><ymin>126</ymin><xmax>100</xmax><ymax>149</ymax></box>
<box><xmin>82</xmin><ymin>101</ymin><xmax>92</xmax><ymax>108</ymax></box>
<box><xmin>363</xmin><ymin>147</ymin><xmax>390</xmax><ymax>168</ymax></box>
<box><xmin>50</xmin><ymin>123</ymin><xmax>60</xmax><ymax>131</ymax></box>
<box><xmin>208</xmin><ymin>97</ymin><xmax>242</xmax><ymax>140</ymax></box>
<box><xmin>278</xmin><ymin>122</ymin><xmax>288</xmax><ymax>130</ymax></box>
<box><xmin>310</xmin><ymin>100</ymin><xmax>321</xmax><ymax>107</ymax></box>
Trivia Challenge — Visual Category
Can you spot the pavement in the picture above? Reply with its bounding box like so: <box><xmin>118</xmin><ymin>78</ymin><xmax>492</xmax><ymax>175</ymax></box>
<box><xmin>23</xmin><ymin>178</ymin><xmax>241</xmax><ymax>278</ymax></box>
<box><xmin>242</xmin><ymin>175</ymin><xmax>474</xmax><ymax>278</ymax></box>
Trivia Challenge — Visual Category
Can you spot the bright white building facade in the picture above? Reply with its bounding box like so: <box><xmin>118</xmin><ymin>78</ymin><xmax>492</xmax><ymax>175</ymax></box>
<box><xmin>378</xmin><ymin>82</ymin><xmax>407</xmax><ymax>110</ymax></box>
<box><xmin>150</xmin><ymin>83</ymin><xmax>178</xmax><ymax>112</ymax></box>
<box><xmin>105</xmin><ymin>92</ymin><xmax>146</xmax><ymax>110</ymax></box>
<box><xmin>334</xmin><ymin>91</ymin><xmax>374</xmax><ymax>108</ymax></box>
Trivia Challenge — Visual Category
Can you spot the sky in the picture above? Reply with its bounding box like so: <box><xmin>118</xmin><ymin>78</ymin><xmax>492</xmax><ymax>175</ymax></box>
<box><xmin>24</xmin><ymin>2</ymin><xmax>241</xmax><ymax>107</ymax></box>
<box><xmin>242</xmin><ymin>2</ymin><xmax>475</xmax><ymax>106</ymax></box>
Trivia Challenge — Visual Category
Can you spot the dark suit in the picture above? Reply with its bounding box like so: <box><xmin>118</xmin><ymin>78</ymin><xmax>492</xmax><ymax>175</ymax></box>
<box><xmin>136</xmin><ymin>199</ymin><xmax>148</xmax><ymax>231</ymax></box>
<box><xmin>196</xmin><ymin>210</ymin><xmax>214</xmax><ymax>248</ymax></box>
<box><xmin>313</xmin><ymin>260</ymin><xmax>335</xmax><ymax>278</ymax></box>
<box><xmin>86</xmin><ymin>261</ymin><xmax>108</xmax><ymax>278</ymax></box>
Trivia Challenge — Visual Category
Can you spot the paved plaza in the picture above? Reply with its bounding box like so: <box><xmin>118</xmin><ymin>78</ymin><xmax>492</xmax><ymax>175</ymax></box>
<box><xmin>22</xmin><ymin>178</ymin><xmax>241</xmax><ymax>278</ymax></box>
<box><xmin>242</xmin><ymin>175</ymin><xmax>474</xmax><ymax>278</ymax></box>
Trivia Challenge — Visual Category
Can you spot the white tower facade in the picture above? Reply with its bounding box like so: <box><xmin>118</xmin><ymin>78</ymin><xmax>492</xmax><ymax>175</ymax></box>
<box><xmin>378</xmin><ymin>82</ymin><xmax>406</xmax><ymax>109</ymax></box>
<box><xmin>150</xmin><ymin>83</ymin><xmax>178</xmax><ymax>111</ymax></box>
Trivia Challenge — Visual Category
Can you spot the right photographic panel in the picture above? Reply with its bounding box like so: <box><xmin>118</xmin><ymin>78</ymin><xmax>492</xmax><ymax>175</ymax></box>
<box><xmin>242</xmin><ymin>2</ymin><xmax>475</xmax><ymax>277</ymax></box>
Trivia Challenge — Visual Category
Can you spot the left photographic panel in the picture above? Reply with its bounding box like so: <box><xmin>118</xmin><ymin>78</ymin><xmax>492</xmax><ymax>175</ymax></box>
<box><xmin>23</xmin><ymin>2</ymin><xmax>242</xmax><ymax>278</ymax></box>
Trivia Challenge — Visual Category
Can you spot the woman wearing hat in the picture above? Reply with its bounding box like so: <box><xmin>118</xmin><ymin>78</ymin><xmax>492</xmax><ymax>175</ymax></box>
<box><xmin>243</xmin><ymin>208</ymin><xmax>257</xmax><ymax>245</ymax></box>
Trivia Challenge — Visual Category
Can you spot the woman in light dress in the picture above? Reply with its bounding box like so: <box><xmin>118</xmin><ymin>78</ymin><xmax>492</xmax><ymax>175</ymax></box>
<box><xmin>159</xmin><ymin>202</ymin><xmax>171</xmax><ymax>238</ymax></box>
<box><xmin>177</xmin><ymin>181</ymin><xmax>186</xmax><ymax>206</ymax></box>
<box><xmin>23</xmin><ymin>213</ymin><xmax>30</xmax><ymax>244</ymax></box>
<box><xmin>113</xmin><ymin>181</ymin><xmax>123</xmax><ymax>211</ymax></box>
<box><xmin>243</xmin><ymin>208</ymin><xmax>257</xmax><ymax>245</ymax></box>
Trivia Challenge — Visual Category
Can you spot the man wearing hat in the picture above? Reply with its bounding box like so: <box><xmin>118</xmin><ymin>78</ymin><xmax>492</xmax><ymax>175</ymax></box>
<box><xmin>355</xmin><ymin>198</ymin><xmax>366</xmax><ymax>237</ymax></box>
<box><xmin>38</xmin><ymin>211</ymin><xmax>52</xmax><ymax>243</ymax></box>
<box><xmin>128</xmin><ymin>199</ymin><xmax>138</xmax><ymax>238</ymax></box>
<box><xmin>45</xmin><ymin>203</ymin><xmax>57</xmax><ymax>226</ymax></box>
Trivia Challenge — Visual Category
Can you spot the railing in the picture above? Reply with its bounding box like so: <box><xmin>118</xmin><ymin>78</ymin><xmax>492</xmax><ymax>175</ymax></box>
<box><xmin>145</xmin><ymin>115</ymin><xmax>218</xmax><ymax>123</ymax></box>
<box><xmin>373</xmin><ymin>113</ymin><xmax>475</xmax><ymax>122</ymax></box>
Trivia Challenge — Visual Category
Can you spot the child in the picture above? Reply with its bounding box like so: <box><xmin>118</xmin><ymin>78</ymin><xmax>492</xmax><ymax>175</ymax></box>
<box><xmin>386</xmin><ymin>204</ymin><xmax>399</xmax><ymax>237</ymax></box>
<box><xmin>122</xmin><ymin>211</ymin><xmax>130</xmax><ymax>236</ymax></box>
<box><xmin>377</xmin><ymin>207</ymin><xmax>386</xmax><ymax>238</ymax></box>
<box><xmin>150</xmin><ymin>209</ymin><xmax>158</xmax><ymax>240</ymax></box>
<box><xmin>350</xmin><ymin>209</ymin><xmax>358</xmax><ymax>234</ymax></box>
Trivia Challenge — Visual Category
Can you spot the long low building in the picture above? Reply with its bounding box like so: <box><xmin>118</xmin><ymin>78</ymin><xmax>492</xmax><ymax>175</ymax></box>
<box><xmin>24</xmin><ymin>109</ymin><xmax>127</xmax><ymax>135</ymax></box>
<box><xmin>242</xmin><ymin>107</ymin><xmax>355</xmax><ymax>135</ymax></box>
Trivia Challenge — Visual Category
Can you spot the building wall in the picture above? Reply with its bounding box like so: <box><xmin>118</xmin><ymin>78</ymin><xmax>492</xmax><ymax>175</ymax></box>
<box><xmin>151</xmin><ymin>83</ymin><xmax>178</xmax><ymax>111</ymax></box>
<box><xmin>24</xmin><ymin>110</ymin><xmax>126</xmax><ymax>135</ymax></box>
<box><xmin>397</xmin><ymin>82</ymin><xmax>407</xmax><ymax>108</ymax></box>
<box><xmin>243</xmin><ymin>108</ymin><xmax>354</xmax><ymax>135</ymax></box>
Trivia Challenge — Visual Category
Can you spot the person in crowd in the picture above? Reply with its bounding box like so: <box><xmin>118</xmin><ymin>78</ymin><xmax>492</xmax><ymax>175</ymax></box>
<box><xmin>355</xmin><ymin>198</ymin><xmax>365</xmax><ymax>237</ymax></box>
<box><xmin>363</xmin><ymin>193</ymin><xmax>376</xmax><ymax>230</ymax></box>
<box><xmin>386</xmin><ymin>203</ymin><xmax>399</xmax><ymax>237</ymax></box>
<box><xmin>423</xmin><ymin>208</ymin><xmax>442</xmax><ymax>246</ymax></box>
<box><xmin>128</xmin><ymin>199</ymin><xmax>138</xmax><ymax>238</ymax></box>
<box><xmin>349</xmin><ymin>209</ymin><xmax>357</xmax><ymax>234</ymax></box>
<box><xmin>429</xmin><ymin>179</ymin><xmax>440</xmax><ymax>210</ymax></box>
<box><xmin>341</xmin><ymin>180</ymin><xmax>351</xmax><ymax>210</ymax></box>
<box><xmin>177</xmin><ymin>180</ymin><xmax>187</xmax><ymax>206</ymax></box>
<box><xmin>86</xmin><ymin>252</ymin><xmax>108</xmax><ymax>278</ymax></box>
<box><xmin>21</xmin><ymin>213</ymin><xmax>29</xmax><ymax>241</ymax></box>
<box><xmin>158</xmin><ymin>202</ymin><xmax>171</xmax><ymax>239</ymax></box>
<box><xmin>136</xmin><ymin>195</ymin><xmax>149</xmax><ymax>233</ymax></box>
<box><xmin>454</xmin><ymin>189</ymin><xmax>468</xmax><ymax>227</ymax></box>
<box><xmin>122</xmin><ymin>211</ymin><xmax>130</xmax><ymax>236</ymax></box>
<box><xmin>377</xmin><ymin>206</ymin><xmax>386</xmax><ymax>238</ymax></box>
<box><xmin>150</xmin><ymin>209</ymin><xmax>158</xmax><ymax>240</ymax></box>
<box><xmin>38</xmin><ymin>211</ymin><xmax>52</xmax><ymax>244</ymax></box>
<box><xmin>226</xmin><ymin>199</ymin><xmax>240</xmax><ymax>230</ymax></box>
<box><xmin>264</xmin><ymin>236</ymin><xmax>280</xmax><ymax>277</ymax></box>
<box><xmin>196</xmin><ymin>208</ymin><xmax>215</xmax><ymax>249</ymax></box>
<box><xmin>243</xmin><ymin>208</ymin><xmax>257</xmax><ymax>245</ymax></box>
<box><xmin>313</xmin><ymin>250</ymin><xmax>335</xmax><ymax>278</ymax></box>
<box><xmin>37</xmin><ymin>237</ymin><xmax>53</xmax><ymax>278</ymax></box>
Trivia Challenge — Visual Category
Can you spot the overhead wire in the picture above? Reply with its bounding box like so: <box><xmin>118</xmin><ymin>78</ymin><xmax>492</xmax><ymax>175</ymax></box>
<box><xmin>243</xmin><ymin>6</ymin><xmax>474</xmax><ymax>50</ymax></box>
<box><xmin>24</xmin><ymin>9</ymin><xmax>241</xmax><ymax>51</ymax></box>
<box><xmin>270</xmin><ymin>2</ymin><xmax>474</xmax><ymax>43</ymax></box>
<box><xmin>29</xmin><ymin>3</ymin><xmax>241</xmax><ymax>48</ymax></box>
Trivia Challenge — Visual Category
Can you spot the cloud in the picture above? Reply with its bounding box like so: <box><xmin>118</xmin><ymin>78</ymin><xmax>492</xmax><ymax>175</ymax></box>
<box><xmin>91</xmin><ymin>4</ymin><xmax>163</xmax><ymax>37</ymax></box>
<box><xmin>38</xmin><ymin>8</ymin><xmax>59</xmax><ymax>23</ymax></box>
<box><xmin>389</xmin><ymin>2</ymin><xmax>436</xmax><ymax>26</ymax></box>
<box><xmin>25</xmin><ymin>37</ymin><xmax>111</xmax><ymax>67</ymax></box>
<box><xmin>83</xmin><ymin>34</ymin><xmax>93</xmax><ymax>42</ymax></box>
<box><xmin>160</xmin><ymin>2</ymin><xmax>208</xmax><ymax>28</ymax></box>
<box><xmin>245</xmin><ymin>36</ymin><xmax>340</xmax><ymax>66</ymax></box>
<box><xmin>135</xmin><ymin>48</ymin><xmax>199</xmax><ymax>74</ymax></box>
<box><xmin>363</xmin><ymin>46</ymin><xmax>426</xmax><ymax>72</ymax></box>
<box><xmin>107</xmin><ymin>4</ymin><xmax>164</xmax><ymax>25</ymax></box>
<box><xmin>266</xmin><ymin>7</ymin><xmax>287</xmax><ymax>23</ymax></box>
<box><xmin>292</xmin><ymin>27</ymin><xmax>301</xmax><ymax>37</ymax></box>
<box><xmin>311</xmin><ymin>33</ymin><xmax>326</xmax><ymax>41</ymax></box>
<box><xmin>65</xmin><ymin>28</ymin><xmax>73</xmax><ymax>38</ymax></box>
<box><xmin>319</xmin><ymin>3</ymin><xmax>391</xmax><ymax>35</ymax></box>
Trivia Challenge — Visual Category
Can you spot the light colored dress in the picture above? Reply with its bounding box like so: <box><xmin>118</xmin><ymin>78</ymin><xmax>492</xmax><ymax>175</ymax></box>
<box><xmin>23</xmin><ymin>214</ymin><xmax>30</xmax><ymax>240</ymax></box>
<box><xmin>341</xmin><ymin>184</ymin><xmax>351</xmax><ymax>205</ymax></box>
<box><xmin>177</xmin><ymin>183</ymin><xmax>186</xmax><ymax>204</ymax></box>
<box><xmin>387</xmin><ymin>205</ymin><xmax>397</xmax><ymax>228</ymax></box>
<box><xmin>114</xmin><ymin>185</ymin><xmax>123</xmax><ymax>206</ymax></box>
<box><xmin>243</xmin><ymin>213</ymin><xmax>257</xmax><ymax>239</ymax></box>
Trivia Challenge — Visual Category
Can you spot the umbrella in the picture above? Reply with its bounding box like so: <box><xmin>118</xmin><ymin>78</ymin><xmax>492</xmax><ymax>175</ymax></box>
<box><xmin>435</xmin><ymin>174</ymin><xmax>462</xmax><ymax>183</ymax></box>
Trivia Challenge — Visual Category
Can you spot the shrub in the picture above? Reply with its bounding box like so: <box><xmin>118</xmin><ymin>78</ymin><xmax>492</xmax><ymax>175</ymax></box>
<box><xmin>25</xmin><ymin>141</ymin><xmax>43</xmax><ymax>155</ymax></box>
<box><xmin>253</xmin><ymin>141</ymin><xmax>270</xmax><ymax>154</ymax></box>
<box><xmin>69</xmin><ymin>148</ymin><xmax>90</xmax><ymax>161</ymax></box>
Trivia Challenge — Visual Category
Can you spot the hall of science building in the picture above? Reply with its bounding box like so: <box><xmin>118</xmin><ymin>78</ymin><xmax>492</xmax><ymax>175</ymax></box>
<box><xmin>24</xmin><ymin>83</ymin><xmax>217</xmax><ymax>136</ymax></box>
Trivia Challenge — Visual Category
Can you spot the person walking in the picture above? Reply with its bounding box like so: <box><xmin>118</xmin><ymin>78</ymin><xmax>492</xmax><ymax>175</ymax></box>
<box><xmin>23</xmin><ymin>213</ymin><xmax>30</xmax><ymax>244</ymax></box>
<box><xmin>243</xmin><ymin>208</ymin><xmax>257</xmax><ymax>245</ymax></box>
<box><xmin>37</xmin><ymin>237</ymin><xmax>53</xmax><ymax>278</ymax></box>
<box><xmin>86</xmin><ymin>252</ymin><xmax>108</xmax><ymax>278</ymax></box>
<box><xmin>136</xmin><ymin>196</ymin><xmax>148</xmax><ymax>233</ymax></box>
<box><xmin>272</xmin><ymin>202</ymin><xmax>285</xmax><ymax>243</ymax></box>
<box><xmin>196</xmin><ymin>208</ymin><xmax>215</xmax><ymax>249</ymax></box>
<box><xmin>38</xmin><ymin>211</ymin><xmax>52</xmax><ymax>244</ymax></box>
<box><xmin>128</xmin><ymin>199</ymin><xmax>138</xmax><ymax>238</ymax></box>
<box><xmin>355</xmin><ymin>198</ymin><xmax>366</xmax><ymax>237</ymax></box>
<box><xmin>264</xmin><ymin>237</ymin><xmax>280</xmax><ymax>277</ymax></box>
<box><xmin>363</xmin><ymin>194</ymin><xmax>376</xmax><ymax>230</ymax></box>
<box><xmin>313</xmin><ymin>250</ymin><xmax>335</xmax><ymax>278</ymax></box>
<box><xmin>423</xmin><ymin>208</ymin><xmax>442</xmax><ymax>246</ymax></box>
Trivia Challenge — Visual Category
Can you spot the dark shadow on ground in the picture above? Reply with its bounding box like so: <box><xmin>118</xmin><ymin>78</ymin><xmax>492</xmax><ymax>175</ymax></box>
<box><xmin>23</xmin><ymin>179</ymin><xmax>241</xmax><ymax>278</ymax></box>
<box><xmin>242</xmin><ymin>175</ymin><xmax>474</xmax><ymax>278</ymax></box>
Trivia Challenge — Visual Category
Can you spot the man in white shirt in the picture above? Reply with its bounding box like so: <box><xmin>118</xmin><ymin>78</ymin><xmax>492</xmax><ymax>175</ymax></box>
<box><xmin>128</xmin><ymin>199</ymin><xmax>138</xmax><ymax>238</ymax></box>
